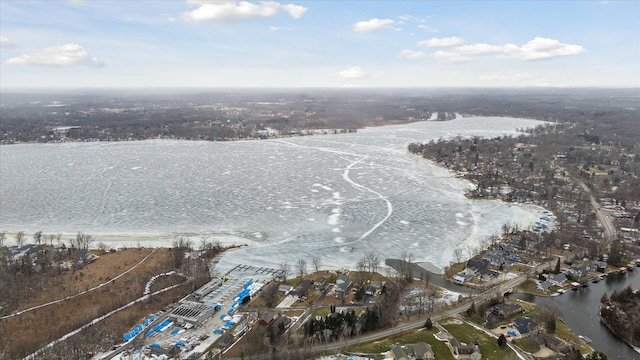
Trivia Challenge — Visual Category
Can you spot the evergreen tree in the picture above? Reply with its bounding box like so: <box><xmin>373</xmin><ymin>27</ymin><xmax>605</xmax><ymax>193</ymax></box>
<box><xmin>497</xmin><ymin>334</ymin><xmax>507</xmax><ymax>347</ymax></box>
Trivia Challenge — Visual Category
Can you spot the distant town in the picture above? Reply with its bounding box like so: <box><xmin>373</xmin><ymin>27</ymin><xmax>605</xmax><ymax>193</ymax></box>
<box><xmin>1</xmin><ymin>88</ymin><xmax>639</xmax><ymax>360</ymax></box>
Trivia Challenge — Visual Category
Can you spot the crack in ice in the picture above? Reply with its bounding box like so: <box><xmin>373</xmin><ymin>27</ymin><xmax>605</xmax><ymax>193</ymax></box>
<box><xmin>277</xmin><ymin>140</ymin><xmax>393</xmax><ymax>245</ymax></box>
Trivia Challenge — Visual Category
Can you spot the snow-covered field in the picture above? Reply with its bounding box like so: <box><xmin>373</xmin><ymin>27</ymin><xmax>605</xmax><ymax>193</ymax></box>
<box><xmin>0</xmin><ymin>116</ymin><xmax>548</xmax><ymax>272</ymax></box>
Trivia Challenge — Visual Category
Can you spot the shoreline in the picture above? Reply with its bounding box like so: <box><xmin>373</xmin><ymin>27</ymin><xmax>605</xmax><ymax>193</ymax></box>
<box><xmin>599</xmin><ymin>312</ymin><xmax>640</xmax><ymax>351</ymax></box>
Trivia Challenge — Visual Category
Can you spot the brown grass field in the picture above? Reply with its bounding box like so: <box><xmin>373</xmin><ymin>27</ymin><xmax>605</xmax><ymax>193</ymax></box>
<box><xmin>0</xmin><ymin>248</ymin><xmax>197</xmax><ymax>359</ymax></box>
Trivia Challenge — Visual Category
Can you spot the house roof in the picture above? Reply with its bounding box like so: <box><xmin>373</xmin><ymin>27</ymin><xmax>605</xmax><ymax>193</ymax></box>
<box><xmin>493</xmin><ymin>303</ymin><xmax>523</xmax><ymax>313</ymax></box>
<box><xmin>513</xmin><ymin>317</ymin><xmax>538</xmax><ymax>334</ymax></box>
<box><xmin>548</xmin><ymin>273</ymin><xmax>566</xmax><ymax>283</ymax></box>
<box><xmin>450</xmin><ymin>338</ymin><xmax>476</xmax><ymax>355</ymax></box>
<box><xmin>466</xmin><ymin>259</ymin><xmax>489</xmax><ymax>270</ymax></box>
<box><xmin>537</xmin><ymin>280</ymin><xmax>553</xmax><ymax>291</ymax></box>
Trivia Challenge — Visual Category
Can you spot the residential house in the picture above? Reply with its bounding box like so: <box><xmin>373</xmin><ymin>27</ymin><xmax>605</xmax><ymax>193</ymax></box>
<box><xmin>335</xmin><ymin>275</ymin><xmax>352</xmax><ymax>295</ymax></box>
<box><xmin>465</xmin><ymin>259</ymin><xmax>490</xmax><ymax>275</ymax></box>
<box><xmin>392</xmin><ymin>342</ymin><xmax>435</xmax><ymax>360</ymax></box>
<box><xmin>510</xmin><ymin>235</ymin><xmax>523</xmax><ymax>248</ymax></box>
<box><xmin>258</xmin><ymin>313</ymin><xmax>278</xmax><ymax>327</ymax></box>
<box><xmin>537</xmin><ymin>280</ymin><xmax>553</xmax><ymax>292</ymax></box>
<box><xmin>533</xmin><ymin>334</ymin><xmax>572</xmax><ymax>355</ymax></box>
<box><xmin>291</xmin><ymin>279</ymin><xmax>312</xmax><ymax>298</ymax></box>
<box><xmin>513</xmin><ymin>317</ymin><xmax>539</xmax><ymax>336</ymax></box>
<box><xmin>568</xmin><ymin>263</ymin><xmax>596</xmax><ymax>279</ymax></box>
<box><xmin>453</xmin><ymin>273</ymin><xmax>474</xmax><ymax>284</ymax></box>
<box><xmin>497</xmin><ymin>244</ymin><xmax>517</xmax><ymax>255</ymax></box>
<box><xmin>483</xmin><ymin>250</ymin><xmax>507</xmax><ymax>268</ymax></box>
<box><xmin>547</xmin><ymin>273</ymin><xmax>567</xmax><ymax>286</ymax></box>
<box><xmin>593</xmin><ymin>260</ymin><xmax>607</xmax><ymax>272</ymax></box>
<box><xmin>314</xmin><ymin>276</ymin><xmax>327</xmax><ymax>290</ymax></box>
<box><xmin>491</xmin><ymin>303</ymin><xmax>524</xmax><ymax>318</ymax></box>
<box><xmin>449</xmin><ymin>338</ymin><xmax>482</xmax><ymax>360</ymax></box>
<box><xmin>278</xmin><ymin>284</ymin><xmax>293</xmax><ymax>294</ymax></box>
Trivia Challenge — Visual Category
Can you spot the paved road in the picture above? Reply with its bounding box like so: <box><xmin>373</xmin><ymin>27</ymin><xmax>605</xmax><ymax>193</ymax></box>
<box><xmin>577</xmin><ymin>181</ymin><xmax>616</xmax><ymax>242</ymax></box>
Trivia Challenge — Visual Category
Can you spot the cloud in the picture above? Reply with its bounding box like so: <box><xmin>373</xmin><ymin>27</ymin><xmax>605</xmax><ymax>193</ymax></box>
<box><xmin>398</xmin><ymin>49</ymin><xmax>427</xmax><ymax>59</ymax></box>
<box><xmin>433</xmin><ymin>50</ymin><xmax>472</xmax><ymax>64</ymax></box>
<box><xmin>0</xmin><ymin>36</ymin><xmax>18</xmax><ymax>48</ymax></box>
<box><xmin>503</xmin><ymin>37</ymin><xmax>586</xmax><ymax>60</ymax></box>
<box><xmin>184</xmin><ymin>1</ymin><xmax>308</xmax><ymax>22</ymax></box>
<box><xmin>281</xmin><ymin>3</ymin><xmax>307</xmax><ymax>18</ymax></box>
<box><xmin>5</xmin><ymin>43</ymin><xmax>105</xmax><ymax>67</ymax></box>
<box><xmin>270</xmin><ymin>26</ymin><xmax>292</xmax><ymax>31</ymax></box>
<box><xmin>454</xmin><ymin>37</ymin><xmax>585</xmax><ymax>60</ymax></box>
<box><xmin>353</xmin><ymin>18</ymin><xmax>394</xmax><ymax>33</ymax></box>
<box><xmin>336</xmin><ymin>66</ymin><xmax>365</xmax><ymax>79</ymax></box>
<box><xmin>418</xmin><ymin>36</ymin><xmax>465</xmax><ymax>47</ymax></box>
<box><xmin>417</xmin><ymin>24</ymin><xmax>438</xmax><ymax>33</ymax></box>
<box><xmin>454</xmin><ymin>43</ymin><xmax>504</xmax><ymax>55</ymax></box>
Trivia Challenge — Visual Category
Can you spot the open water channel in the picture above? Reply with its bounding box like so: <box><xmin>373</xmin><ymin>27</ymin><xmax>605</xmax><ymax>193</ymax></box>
<box><xmin>510</xmin><ymin>269</ymin><xmax>640</xmax><ymax>359</ymax></box>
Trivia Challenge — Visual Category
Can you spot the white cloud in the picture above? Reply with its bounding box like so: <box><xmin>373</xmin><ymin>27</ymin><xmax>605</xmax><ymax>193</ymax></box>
<box><xmin>353</xmin><ymin>18</ymin><xmax>394</xmax><ymax>33</ymax></box>
<box><xmin>397</xmin><ymin>15</ymin><xmax>411</xmax><ymax>24</ymax></box>
<box><xmin>281</xmin><ymin>3</ymin><xmax>307</xmax><ymax>19</ymax></box>
<box><xmin>184</xmin><ymin>1</ymin><xmax>308</xmax><ymax>22</ymax></box>
<box><xmin>417</xmin><ymin>24</ymin><xmax>438</xmax><ymax>33</ymax></box>
<box><xmin>433</xmin><ymin>50</ymin><xmax>472</xmax><ymax>64</ymax></box>
<box><xmin>270</xmin><ymin>25</ymin><xmax>292</xmax><ymax>31</ymax></box>
<box><xmin>453</xmin><ymin>38</ymin><xmax>584</xmax><ymax>60</ymax></box>
<box><xmin>336</xmin><ymin>66</ymin><xmax>365</xmax><ymax>79</ymax></box>
<box><xmin>5</xmin><ymin>43</ymin><xmax>105</xmax><ymax>67</ymax></box>
<box><xmin>0</xmin><ymin>36</ymin><xmax>18</xmax><ymax>48</ymax></box>
<box><xmin>398</xmin><ymin>49</ymin><xmax>427</xmax><ymax>59</ymax></box>
<box><xmin>418</xmin><ymin>36</ymin><xmax>465</xmax><ymax>47</ymax></box>
<box><xmin>503</xmin><ymin>37</ymin><xmax>586</xmax><ymax>60</ymax></box>
<box><xmin>454</xmin><ymin>43</ymin><xmax>503</xmax><ymax>55</ymax></box>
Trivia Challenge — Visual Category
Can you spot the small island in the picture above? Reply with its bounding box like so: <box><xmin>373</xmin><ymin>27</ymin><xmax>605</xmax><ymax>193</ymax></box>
<box><xmin>599</xmin><ymin>286</ymin><xmax>640</xmax><ymax>348</ymax></box>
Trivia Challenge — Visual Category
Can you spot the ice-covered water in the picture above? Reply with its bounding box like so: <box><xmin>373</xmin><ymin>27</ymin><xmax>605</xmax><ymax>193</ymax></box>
<box><xmin>0</xmin><ymin>117</ymin><xmax>548</xmax><ymax>273</ymax></box>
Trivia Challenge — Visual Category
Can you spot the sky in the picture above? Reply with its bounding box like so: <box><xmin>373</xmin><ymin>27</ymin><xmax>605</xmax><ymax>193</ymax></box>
<box><xmin>0</xmin><ymin>0</ymin><xmax>639</xmax><ymax>89</ymax></box>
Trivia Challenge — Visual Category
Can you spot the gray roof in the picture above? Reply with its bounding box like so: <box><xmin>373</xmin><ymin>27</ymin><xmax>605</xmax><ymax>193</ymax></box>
<box><xmin>537</xmin><ymin>280</ymin><xmax>553</xmax><ymax>291</ymax></box>
<box><xmin>493</xmin><ymin>303</ymin><xmax>523</xmax><ymax>314</ymax></box>
<box><xmin>548</xmin><ymin>273</ymin><xmax>566</xmax><ymax>283</ymax></box>
<box><xmin>514</xmin><ymin>317</ymin><xmax>538</xmax><ymax>334</ymax></box>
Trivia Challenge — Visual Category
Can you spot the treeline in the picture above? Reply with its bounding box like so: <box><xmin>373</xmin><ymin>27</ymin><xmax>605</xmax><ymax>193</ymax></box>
<box><xmin>600</xmin><ymin>286</ymin><xmax>640</xmax><ymax>347</ymax></box>
<box><xmin>3</xmin><ymin>88</ymin><xmax>638</xmax><ymax>145</ymax></box>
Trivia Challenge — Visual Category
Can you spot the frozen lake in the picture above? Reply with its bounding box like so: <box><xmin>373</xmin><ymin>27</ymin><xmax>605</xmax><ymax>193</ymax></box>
<box><xmin>0</xmin><ymin>117</ymin><xmax>548</xmax><ymax>273</ymax></box>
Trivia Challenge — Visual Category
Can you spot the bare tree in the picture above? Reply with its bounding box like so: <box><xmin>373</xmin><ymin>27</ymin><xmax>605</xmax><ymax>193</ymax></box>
<box><xmin>312</xmin><ymin>256</ymin><xmax>322</xmax><ymax>272</ymax></box>
<box><xmin>75</xmin><ymin>232</ymin><xmax>94</xmax><ymax>251</ymax></box>
<box><xmin>15</xmin><ymin>231</ymin><xmax>25</xmax><ymax>247</ymax></box>
<box><xmin>364</xmin><ymin>251</ymin><xmax>380</xmax><ymax>274</ymax></box>
<box><xmin>296</xmin><ymin>259</ymin><xmax>307</xmax><ymax>278</ymax></box>
<box><xmin>97</xmin><ymin>242</ymin><xmax>109</xmax><ymax>254</ymax></box>
<box><xmin>0</xmin><ymin>232</ymin><xmax>5</xmax><ymax>247</ymax></box>
<box><xmin>199</xmin><ymin>234</ymin><xmax>210</xmax><ymax>251</ymax></box>
<box><xmin>400</xmin><ymin>251</ymin><xmax>415</xmax><ymax>280</ymax></box>
<box><xmin>55</xmin><ymin>233</ymin><xmax>62</xmax><ymax>248</ymax></box>
<box><xmin>46</xmin><ymin>234</ymin><xmax>55</xmax><ymax>246</ymax></box>
<box><xmin>427</xmin><ymin>287</ymin><xmax>438</xmax><ymax>313</ymax></box>
<box><xmin>416</xmin><ymin>286</ymin><xmax>428</xmax><ymax>315</ymax></box>
<box><xmin>279</xmin><ymin>262</ymin><xmax>291</xmax><ymax>282</ymax></box>
<box><xmin>356</xmin><ymin>257</ymin><xmax>367</xmax><ymax>282</ymax></box>
<box><xmin>33</xmin><ymin>231</ymin><xmax>43</xmax><ymax>246</ymax></box>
